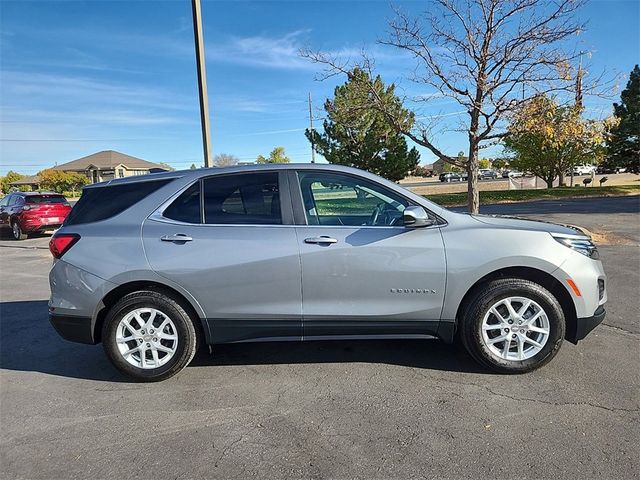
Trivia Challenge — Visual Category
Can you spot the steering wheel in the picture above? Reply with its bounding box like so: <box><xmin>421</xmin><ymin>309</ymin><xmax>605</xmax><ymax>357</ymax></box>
<box><xmin>370</xmin><ymin>203</ymin><xmax>391</xmax><ymax>226</ymax></box>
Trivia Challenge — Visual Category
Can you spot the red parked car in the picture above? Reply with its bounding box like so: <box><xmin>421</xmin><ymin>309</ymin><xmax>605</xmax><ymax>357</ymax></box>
<box><xmin>0</xmin><ymin>192</ymin><xmax>72</xmax><ymax>240</ymax></box>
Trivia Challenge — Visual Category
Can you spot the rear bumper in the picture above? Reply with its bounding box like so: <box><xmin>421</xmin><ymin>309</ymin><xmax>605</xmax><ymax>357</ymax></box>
<box><xmin>49</xmin><ymin>313</ymin><xmax>97</xmax><ymax>344</ymax></box>
<box><xmin>566</xmin><ymin>306</ymin><xmax>606</xmax><ymax>344</ymax></box>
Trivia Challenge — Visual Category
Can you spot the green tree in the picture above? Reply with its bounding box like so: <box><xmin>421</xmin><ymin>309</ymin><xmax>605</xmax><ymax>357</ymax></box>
<box><xmin>305</xmin><ymin>68</ymin><xmax>419</xmax><ymax>182</ymax></box>
<box><xmin>190</xmin><ymin>163</ymin><xmax>198</xmax><ymax>170</ymax></box>
<box><xmin>39</xmin><ymin>169</ymin><xmax>89</xmax><ymax>194</ymax></box>
<box><xmin>605</xmin><ymin>65</ymin><xmax>640</xmax><ymax>173</ymax></box>
<box><xmin>491</xmin><ymin>158</ymin><xmax>508</xmax><ymax>170</ymax></box>
<box><xmin>0</xmin><ymin>171</ymin><xmax>25</xmax><ymax>193</ymax></box>
<box><xmin>256</xmin><ymin>146</ymin><xmax>291</xmax><ymax>164</ymax></box>
<box><xmin>504</xmin><ymin>96</ymin><xmax>606</xmax><ymax>188</ymax></box>
<box><xmin>478</xmin><ymin>159</ymin><xmax>491</xmax><ymax>169</ymax></box>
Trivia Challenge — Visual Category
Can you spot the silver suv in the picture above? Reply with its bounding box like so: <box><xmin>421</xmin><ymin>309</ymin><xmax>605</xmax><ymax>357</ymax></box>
<box><xmin>48</xmin><ymin>164</ymin><xmax>606</xmax><ymax>381</ymax></box>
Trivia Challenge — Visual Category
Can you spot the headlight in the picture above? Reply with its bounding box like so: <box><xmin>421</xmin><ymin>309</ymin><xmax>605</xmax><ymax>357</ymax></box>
<box><xmin>552</xmin><ymin>235</ymin><xmax>599</xmax><ymax>259</ymax></box>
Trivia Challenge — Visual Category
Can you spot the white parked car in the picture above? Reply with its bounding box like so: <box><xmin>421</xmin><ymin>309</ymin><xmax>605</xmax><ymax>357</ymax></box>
<box><xmin>572</xmin><ymin>165</ymin><xmax>597</xmax><ymax>176</ymax></box>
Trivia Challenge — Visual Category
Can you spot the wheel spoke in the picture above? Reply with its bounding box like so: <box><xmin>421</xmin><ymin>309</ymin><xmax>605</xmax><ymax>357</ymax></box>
<box><xmin>523</xmin><ymin>337</ymin><xmax>544</xmax><ymax>349</ymax></box>
<box><xmin>524</xmin><ymin>310</ymin><xmax>543</xmax><ymax>325</ymax></box>
<box><xmin>156</xmin><ymin>343</ymin><xmax>175</xmax><ymax>354</ymax></box>
<box><xmin>147</xmin><ymin>310</ymin><xmax>157</xmax><ymax>327</ymax></box>
<box><xmin>517</xmin><ymin>335</ymin><xmax>524</xmax><ymax>360</ymax></box>
<box><xmin>139</xmin><ymin>345</ymin><xmax>146</xmax><ymax>367</ymax></box>
<box><xmin>158</xmin><ymin>318</ymin><xmax>170</xmax><ymax>332</ymax></box>
<box><xmin>158</xmin><ymin>332</ymin><xmax>178</xmax><ymax>340</ymax></box>
<box><xmin>518</xmin><ymin>300</ymin><xmax>532</xmax><ymax>316</ymax></box>
<box><xmin>483</xmin><ymin>323</ymin><xmax>503</xmax><ymax>331</ymax></box>
<box><xmin>501</xmin><ymin>338</ymin><xmax>511</xmax><ymax>358</ymax></box>
<box><xmin>151</xmin><ymin>348</ymin><xmax>160</xmax><ymax>367</ymax></box>
<box><xmin>490</xmin><ymin>307</ymin><xmax>505</xmax><ymax>321</ymax></box>
<box><xmin>122</xmin><ymin>345</ymin><xmax>141</xmax><ymax>357</ymax></box>
<box><xmin>134</xmin><ymin>313</ymin><xmax>146</xmax><ymax>329</ymax></box>
<box><xmin>116</xmin><ymin>335</ymin><xmax>136</xmax><ymax>344</ymax></box>
<box><xmin>529</xmin><ymin>325</ymin><xmax>549</xmax><ymax>334</ymax></box>
<box><xmin>503</xmin><ymin>300</ymin><xmax>518</xmax><ymax>320</ymax></box>
<box><xmin>121</xmin><ymin>318</ymin><xmax>138</xmax><ymax>334</ymax></box>
<box><xmin>488</xmin><ymin>333</ymin><xmax>509</xmax><ymax>344</ymax></box>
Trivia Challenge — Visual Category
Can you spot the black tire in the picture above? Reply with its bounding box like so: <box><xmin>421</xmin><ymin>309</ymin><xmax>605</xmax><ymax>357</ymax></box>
<box><xmin>12</xmin><ymin>221</ymin><xmax>27</xmax><ymax>240</ymax></box>
<box><xmin>102</xmin><ymin>289</ymin><xmax>199</xmax><ymax>382</ymax></box>
<box><xmin>459</xmin><ymin>278</ymin><xmax>565</xmax><ymax>374</ymax></box>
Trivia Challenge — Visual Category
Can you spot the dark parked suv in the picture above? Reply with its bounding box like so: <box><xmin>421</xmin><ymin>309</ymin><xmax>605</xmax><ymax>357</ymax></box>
<box><xmin>0</xmin><ymin>192</ymin><xmax>71</xmax><ymax>240</ymax></box>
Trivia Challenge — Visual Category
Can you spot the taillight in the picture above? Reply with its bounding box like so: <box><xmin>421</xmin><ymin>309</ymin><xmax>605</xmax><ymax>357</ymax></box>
<box><xmin>49</xmin><ymin>233</ymin><xmax>80</xmax><ymax>259</ymax></box>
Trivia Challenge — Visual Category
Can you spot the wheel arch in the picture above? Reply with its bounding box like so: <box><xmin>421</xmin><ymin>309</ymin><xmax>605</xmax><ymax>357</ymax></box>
<box><xmin>93</xmin><ymin>281</ymin><xmax>209</xmax><ymax>345</ymax></box>
<box><xmin>454</xmin><ymin>266</ymin><xmax>577</xmax><ymax>343</ymax></box>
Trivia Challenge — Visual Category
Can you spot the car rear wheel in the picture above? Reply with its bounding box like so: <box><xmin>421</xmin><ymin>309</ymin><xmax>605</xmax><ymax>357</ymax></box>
<box><xmin>102</xmin><ymin>289</ymin><xmax>199</xmax><ymax>382</ymax></box>
<box><xmin>459</xmin><ymin>278</ymin><xmax>565</xmax><ymax>373</ymax></box>
<box><xmin>12</xmin><ymin>222</ymin><xmax>27</xmax><ymax>240</ymax></box>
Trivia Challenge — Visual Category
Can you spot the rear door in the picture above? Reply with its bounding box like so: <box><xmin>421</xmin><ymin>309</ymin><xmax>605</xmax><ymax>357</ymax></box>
<box><xmin>142</xmin><ymin>171</ymin><xmax>303</xmax><ymax>343</ymax></box>
<box><xmin>292</xmin><ymin>170</ymin><xmax>446</xmax><ymax>338</ymax></box>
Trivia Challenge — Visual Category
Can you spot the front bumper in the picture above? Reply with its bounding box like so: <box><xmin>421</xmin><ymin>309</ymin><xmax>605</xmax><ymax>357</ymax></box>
<box><xmin>566</xmin><ymin>305</ymin><xmax>606</xmax><ymax>344</ymax></box>
<box><xmin>49</xmin><ymin>312</ymin><xmax>96</xmax><ymax>344</ymax></box>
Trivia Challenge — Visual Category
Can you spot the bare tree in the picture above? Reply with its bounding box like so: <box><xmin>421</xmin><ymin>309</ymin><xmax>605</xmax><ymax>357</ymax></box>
<box><xmin>302</xmin><ymin>0</ymin><xmax>592</xmax><ymax>213</ymax></box>
<box><xmin>213</xmin><ymin>153</ymin><xmax>240</xmax><ymax>167</ymax></box>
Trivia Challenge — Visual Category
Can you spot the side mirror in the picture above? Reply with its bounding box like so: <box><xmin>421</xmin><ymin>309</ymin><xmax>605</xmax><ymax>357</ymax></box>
<box><xmin>403</xmin><ymin>206</ymin><xmax>435</xmax><ymax>228</ymax></box>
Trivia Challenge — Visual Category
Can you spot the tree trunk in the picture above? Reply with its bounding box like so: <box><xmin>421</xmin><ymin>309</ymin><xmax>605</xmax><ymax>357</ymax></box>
<box><xmin>546</xmin><ymin>177</ymin><xmax>554</xmax><ymax>188</ymax></box>
<box><xmin>467</xmin><ymin>142</ymin><xmax>480</xmax><ymax>214</ymax></box>
<box><xmin>558</xmin><ymin>171</ymin><xmax>564</xmax><ymax>188</ymax></box>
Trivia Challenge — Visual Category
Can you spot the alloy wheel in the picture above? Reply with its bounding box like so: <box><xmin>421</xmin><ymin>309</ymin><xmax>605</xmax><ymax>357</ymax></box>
<box><xmin>116</xmin><ymin>308</ymin><xmax>179</xmax><ymax>369</ymax></box>
<box><xmin>481</xmin><ymin>296</ymin><xmax>550</xmax><ymax>361</ymax></box>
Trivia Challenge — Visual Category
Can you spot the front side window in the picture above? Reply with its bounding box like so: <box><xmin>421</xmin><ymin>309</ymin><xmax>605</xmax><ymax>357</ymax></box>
<box><xmin>203</xmin><ymin>173</ymin><xmax>281</xmax><ymax>225</ymax></box>
<box><xmin>298</xmin><ymin>172</ymin><xmax>409</xmax><ymax>226</ymax></box>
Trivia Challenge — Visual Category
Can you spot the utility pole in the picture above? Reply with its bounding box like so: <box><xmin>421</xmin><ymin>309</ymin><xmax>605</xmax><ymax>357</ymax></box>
<box><xmin>570</xmin><ymin>52</ymin><xmax>586</xmax><ymax>187</ymax></box>
<box><xmin>308</xmin><ymin>92</ymin><xmax>316</xmax><ymax>163</ymax></box>
<box><xmin>191</xmin><ymin>0</ymin><xmax>212</xmax><ymax>168</ymax></box>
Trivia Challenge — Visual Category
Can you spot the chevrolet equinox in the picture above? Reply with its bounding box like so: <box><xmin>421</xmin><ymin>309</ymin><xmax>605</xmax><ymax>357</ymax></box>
<box><xmin>48</xmin><ymin>164</ymin><xmax>606</xmax><ymax>381</ymax></box>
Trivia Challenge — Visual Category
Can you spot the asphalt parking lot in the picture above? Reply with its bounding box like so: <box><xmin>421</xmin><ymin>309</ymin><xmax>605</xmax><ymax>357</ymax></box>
<box><xmin>1</xmin><ymin>196</ymin><xmax>639</xmax><ymax>479</ymax></box>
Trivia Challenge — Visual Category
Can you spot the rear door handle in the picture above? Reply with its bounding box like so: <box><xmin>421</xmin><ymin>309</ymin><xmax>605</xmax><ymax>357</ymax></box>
<box><xmin>161</xmin><ymin>234</ymin><xmax>193</xmax><ymax>242</ymax></box>
<box><xmin>304</xmin><ymin>236</ymin><xmax>338</xmax><ymax>245</ymax></box>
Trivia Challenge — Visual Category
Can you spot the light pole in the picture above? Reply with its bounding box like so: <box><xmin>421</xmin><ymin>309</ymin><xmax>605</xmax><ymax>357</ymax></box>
<box><xmin>191</xmin><ymin>0</ymin><xmax>212</xmax><ymax>168</ymax></box>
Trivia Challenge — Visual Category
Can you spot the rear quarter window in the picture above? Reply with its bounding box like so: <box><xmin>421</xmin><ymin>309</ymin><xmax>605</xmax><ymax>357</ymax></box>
<box><xmin>65</xmin><ymin>179</ymin><xmax>173</xmax><ymax>225</ymax></box>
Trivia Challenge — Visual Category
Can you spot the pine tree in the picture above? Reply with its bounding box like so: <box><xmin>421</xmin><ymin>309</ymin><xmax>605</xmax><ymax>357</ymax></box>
<box><xmin>606</xmin><ymin>65</ymin><xmax>640</xmax><ymax>173</ymax></box>
<box><xmin>305</xmin><ymin>68</ymin><xmax>419</xmax><ymax>182</ymax></box>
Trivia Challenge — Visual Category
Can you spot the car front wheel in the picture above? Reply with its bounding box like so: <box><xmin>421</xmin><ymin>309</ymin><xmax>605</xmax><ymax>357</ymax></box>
<box><xmin>459</xmin><ymin>278</ymin><xmax>565</xmax><ymax>373</ymax></box>
<box><xmin>102</xmin><ymin>289</ymin><xmax>199</xmax><ymax>382</ymax></box>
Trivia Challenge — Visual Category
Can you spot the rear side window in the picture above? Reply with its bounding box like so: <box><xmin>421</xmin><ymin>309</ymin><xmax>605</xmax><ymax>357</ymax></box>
<box><xmin>163</xmin><ymin>182</ymin><xmax>201</xmax><ymax>224</ymax></box>
<box><xmin>26</xmin><ymin>195</ymin><xmax>67</xmax><ymax>204</ymax></box>
<box><xmin>65</xmin><ymin>179</ymin><xmax>172</xmax><ymax>225</ymax></box>
<box><xmin>203</xmin><ymin>173</ymin><xmax>281</xmax><ymax>225</ymax></box>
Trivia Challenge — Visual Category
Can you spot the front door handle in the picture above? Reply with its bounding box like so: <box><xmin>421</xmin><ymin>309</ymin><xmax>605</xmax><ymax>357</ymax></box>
<box><xmin>161</xmin><ymin>234</ymin><xmax>193</xmax><ymax>243</ymax></box>
<box><xmin>304</xmin><ymin>236</ymin><xmax>338</xmax><ymax>245</ymax></box>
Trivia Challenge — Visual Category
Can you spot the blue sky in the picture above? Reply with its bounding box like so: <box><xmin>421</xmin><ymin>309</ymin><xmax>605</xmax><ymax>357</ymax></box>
<box><xmin>1</xmin><ymin>0</ymin><xmax>638</xmax><ymax>175</ymax></box>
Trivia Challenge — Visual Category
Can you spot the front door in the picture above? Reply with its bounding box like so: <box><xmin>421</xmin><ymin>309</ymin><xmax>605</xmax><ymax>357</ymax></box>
<box><xmin>142</xmin><ymin>171</ymin><xmax>302</xmax><ymax>343</ymax></box>
<box><xmin>293</xmin><ymin>170</ymin><xmax>446</xmax><ymax>338</ymax></box>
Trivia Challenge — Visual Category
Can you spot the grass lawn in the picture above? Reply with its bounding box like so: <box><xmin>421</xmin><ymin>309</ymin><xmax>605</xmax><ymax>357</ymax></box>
<box><xmin>425</xmin><ymin>185</ymin><xmax>640</xmax><ymax>207</ymax></box>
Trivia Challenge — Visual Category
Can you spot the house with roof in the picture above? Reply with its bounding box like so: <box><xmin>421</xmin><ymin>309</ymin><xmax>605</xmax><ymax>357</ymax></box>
<box><xmin>51</xmin><ymin>150</ymin><xmax>170</xmax><ymax>183</ymax></box>
<box><xmin>9</xmin><ymin>150</ymin><xmax>171</xmax><ymax>190</ymax></box>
